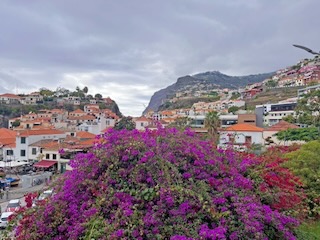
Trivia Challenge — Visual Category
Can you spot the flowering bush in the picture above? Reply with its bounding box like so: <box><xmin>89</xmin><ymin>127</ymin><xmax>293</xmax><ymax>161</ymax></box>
<box><xmin>241</xmin><ymin>145</ymin><xmax>306</xmax><ymax>219</ymax></box>
<box><xmin>13</xmin><ymin>128</ymin><xmax>299</xmax><ymax>239</ymax></box>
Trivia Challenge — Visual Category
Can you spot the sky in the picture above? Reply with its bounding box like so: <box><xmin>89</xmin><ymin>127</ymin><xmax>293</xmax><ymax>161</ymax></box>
<box><xmin>0</xmin><ymin>0</ymin><xmax>319</xmax><ymax>116</ymax></box>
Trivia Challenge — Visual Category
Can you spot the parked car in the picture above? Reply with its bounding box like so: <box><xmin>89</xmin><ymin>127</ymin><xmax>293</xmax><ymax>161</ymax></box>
<box><xmin>5</xmin><ymin>199</ymin><xmax>21</xmax><ymax>212</ymax></box>
<box><xmin>0</xmin><ymin>212</ymin><xmax>13</xmax><ymax>229</ymax></box>
<box><xmin>32</xmin><ymin>189</ymin><xmax>53</xmax><ymax>207</ymax></box>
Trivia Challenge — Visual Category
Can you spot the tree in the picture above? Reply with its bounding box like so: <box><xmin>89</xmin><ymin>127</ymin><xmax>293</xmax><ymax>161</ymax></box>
<box><xmin>283</xmin><ymin>140</ymin><xmax>320</xmax><ymax>218</ymax></box>
<box><xmin>204</xmin><ymin>111</ymin><xmax>220</xmax><ymax>143</ymax></box>
<box><xmin>114</xmin><ymin>116</ymin><xmax>135</xmax><ymax>130</ymax></box>
<box><xmin>83</xmin><ymin>86</ymin><xmax>88</xmax><ymax>95</ymax></box>
<box><xmin>228</xmin><ymin>106</ymin><xmax>239</xmax><ymax>114</ymax></box>
<box><xmin>168</xmin><ymin>116</ymin><xmax>190</xmax><ymax>130</ymax></box>
<box><xmin>55</xmin><ymin>87</ymin><xmax>70</xmax><ymax>97</ymax></box>
<box><xmin>95</xmin><ymin>93</ymin><xmax>103</xmax><ymax>100</ymax></box>
<box><xmin>295</xmin><ymin>89</ymin><xmax>320</xmax><ymax>126</ymax></box>
<box><xmin>86</xmin><ymin>94</ymin><xmax>93</xmax><ymax>100</ymax></box>
<box><xmin>276</xmin><ymin>127</ymin><xmax>319</xmax><ymax>142</ymax></box>
<box><xmin>39</xmin><ymin>88</ymin><xmax>54</xmax><ymax>97</ymax></box>
<box><xmin>11</xmin><ymin>119</ymin><xmax>20</xmax><ymax>128</ymax></box>
<box><xmin>265</xmin><ymin>80</ymin><xmax>277</xmax><ymax>88</ymax></box>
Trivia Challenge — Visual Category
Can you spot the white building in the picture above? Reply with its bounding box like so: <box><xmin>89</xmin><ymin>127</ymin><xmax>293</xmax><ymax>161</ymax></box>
<box><xmin>78</xmin><ymin>115</ymin><xmax>115</xmax><ymax>135</ymax></box>
<box><xmin>219</xmin><ymin>123</ymin><xmax>264</xmax><ymax>149</ymax></box>
<box><xmin>134</xmin><ymin>116</ymin><xmax>150</xmax><ymax>131</ymax></box>
<box><xmin>6</xmin><ymin>129</ymin><xmax>66</xmax><ymax>163</ymax></box>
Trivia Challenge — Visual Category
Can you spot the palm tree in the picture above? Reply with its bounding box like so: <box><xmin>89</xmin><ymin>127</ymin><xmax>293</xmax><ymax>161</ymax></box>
<box><xmin>204</xmin><ymin>111</ymin><xmax>220</xmax><ymax>143</ymax></box>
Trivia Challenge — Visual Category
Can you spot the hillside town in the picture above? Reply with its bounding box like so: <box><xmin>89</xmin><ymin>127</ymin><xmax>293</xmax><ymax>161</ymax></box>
<box><xmin>0</xmin><ymin>57</ymin><xmax>319</xmax><ymax>176</ymax></box>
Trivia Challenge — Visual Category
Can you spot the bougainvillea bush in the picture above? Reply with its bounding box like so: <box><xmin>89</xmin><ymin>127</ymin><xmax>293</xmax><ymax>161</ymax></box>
<box><xmin>239</xmin><ymin>145</ymin><xmax>306</xmax><ymax>218</ymax></box>
<box><xmin>13</xmin><ymin>128</ymin><xmax>299</xmax><ymax>239</ymax></box>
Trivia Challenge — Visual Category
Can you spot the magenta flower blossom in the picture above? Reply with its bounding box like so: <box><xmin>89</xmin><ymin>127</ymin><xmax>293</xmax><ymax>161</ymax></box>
<box><xmin>13</xmin><ymin>127</ymin><xmax>299</xmax><ymax>240</ymax></box>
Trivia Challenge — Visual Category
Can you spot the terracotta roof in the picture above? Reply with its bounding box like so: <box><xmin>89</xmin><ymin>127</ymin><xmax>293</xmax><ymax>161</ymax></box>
<box><xmin>135</xmin><ymin>116</ymin><xmax>149</xmax><ymax>122</ymax></box>
<box><xmin>70</xmin><ymin>109</ymin><xmax>85</xmax><ymax>114</ymax></box>
<box><xmin>224</xmin><ymin>123</ymin><xmax>263</xmax><ymax>132</ymax></box>
<box><xmin>0</xmin><ymin>128</ymin><xmax>17</xmax><ymax>139</ymax></box>
<box><xmin>80</xmin><ymin>139</ymin><xmax>95</xmax><ymax>145</ymax></box>
<box><xmin>5</xmin><ymin>143</ymin><xmax>16</xmax><ymax>148</ymax></box>
<box><xmin>264</xmin><ymin>120</ymin><xmax>299</xmax><ymax>131</ymax></box>
<box><xmin>0</xmin><ymin>93</ymin><xmax>21</xmax><ymax>99</ymax></box>
<box><xmin>76</xmin><ymin>131</ymin><xmax>96</xmax><ymax>139</ymax></box>
<box><xmin>30</xmin><ymin>139</ymin><xmax>57</xmax><ymax>147</ymax></box>
<box><xmin>18</xmin><ymin>129</ymin><xmax>65</xmax><ymax>137</ymax></box>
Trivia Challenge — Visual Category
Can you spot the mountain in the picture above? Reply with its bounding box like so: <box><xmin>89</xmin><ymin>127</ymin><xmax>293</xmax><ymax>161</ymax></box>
<box><xmin>143</xmin><ymin>71</ymin><xmax>274</xmax><ymax>114</ymax></box>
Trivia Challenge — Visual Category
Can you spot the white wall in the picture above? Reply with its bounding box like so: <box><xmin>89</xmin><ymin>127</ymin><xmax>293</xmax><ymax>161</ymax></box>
<box><xmin>219</xmin><ymin>131</ymin><xmax>263</xmax><ymax>145</ymax></box>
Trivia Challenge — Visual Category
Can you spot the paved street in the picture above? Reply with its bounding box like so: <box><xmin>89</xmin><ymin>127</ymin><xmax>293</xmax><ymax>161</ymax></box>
<box><xmin>0</xmin><ymin>182</ymin><xmax>47</xmax><ymax>213</ymax></box>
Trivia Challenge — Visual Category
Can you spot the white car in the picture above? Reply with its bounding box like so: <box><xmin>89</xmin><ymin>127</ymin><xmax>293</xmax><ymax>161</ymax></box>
<box><xmin>32</xmin><ymin>189</ymin><xmax>54</xmax><ymax>207</ymax></box>
<box><xmin>0</xmin><ymin>212</ymin><xmax>13</xmax><ymax>229</ymax></box>
<box><xmin>5</xmin><ymin>199</ymin><xmax>21</xmax><ymax>212</ymax></box>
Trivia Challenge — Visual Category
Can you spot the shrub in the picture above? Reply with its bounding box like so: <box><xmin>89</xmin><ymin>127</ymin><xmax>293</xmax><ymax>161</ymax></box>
<box><xmin>13</xmin><ymin>128</ymin><xmax>299</xmax><ymax>239</ymax></box>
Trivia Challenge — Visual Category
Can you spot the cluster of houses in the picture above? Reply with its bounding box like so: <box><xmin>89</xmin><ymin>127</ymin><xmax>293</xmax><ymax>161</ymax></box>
<box><xmin>0</xmin><ymin>92</ymin><xmax>114</xmax><ymax>107</ymax></box>
<box><xmin>0</xmin><ymin>80</ymin><xmax>318</xmax><ymax>173</ymax></box>
<box><xmin>269</xmin><ymin>57</ymin><xmax>320</xmax><ymax>87</ymax></box>
<box><xmin>0</xmin><ymin>101</ymin><xmax>121</xmax><ymax>173</ymax></box>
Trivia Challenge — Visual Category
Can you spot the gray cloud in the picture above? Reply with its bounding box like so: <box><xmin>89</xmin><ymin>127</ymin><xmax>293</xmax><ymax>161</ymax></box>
<box><xmin>0</xmin><ymin>0</ymin><xmax>319</xmax><ymax>115</ymax></box>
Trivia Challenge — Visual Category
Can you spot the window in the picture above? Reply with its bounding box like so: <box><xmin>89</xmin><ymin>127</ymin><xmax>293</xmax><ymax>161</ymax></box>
<box><xmin>70</xmin><ymin>132</ymin><xmax>75</xmax><ymax>136</ymax></box>
<box><xmin>20</xmin><ymin>150</ymin><xmax>26</xmax><ymax>157</ymax></box>
<box><xmin>141</xmin><ymin>122</ymin><xmax>144</xmax><ymax>127</ymax></box>
<box><xmin>52</xmin><ymin>154</ymin><xmax>57</xmax><ymax>160</ymax></box>
<box><xmin>245</xmin><ymin>136</ymin><xmax>252</xmax><ymax>145</ymax></box>
<box><xmin>32</xmin><ymin>148</ymin><xmax>37</xmax><ymax>155</ymax></box>
<box><xmin>46</xmin><ymin>154</ymin><xmax>50</xmax><ymax>159</ymax></box>
<box><xmin>21</xmin><ymin>137</ymin><xmax>26</xmax><ymax>144</ymax></box>
<box><xmin>6</xmin><ymin>150</ymin><xmax>13</xmax><ymax>156</ymax></box>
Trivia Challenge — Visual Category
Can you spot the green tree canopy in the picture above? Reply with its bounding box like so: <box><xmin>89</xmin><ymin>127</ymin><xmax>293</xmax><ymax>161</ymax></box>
<box><xmin>295</xmin><ymin>89</ymin><xmax>320</xmax><ymax>126</ymax></box>
<box><xmin>114</xmin><ymin>116</ymin><xmax>136</xmax><ymax>130</ymax></box>
<box><xmin>228</xmin><ymin>106</ymin><xmax>239</xmax><ymax>114</ymax></box>
<box><xmin>276</xmin><ymin>127</ymin><xmax>319</xmax><ymax>142</ymax></box>
<box><xmin>204</xmin><ymin>111</ymin><xmax>220</xmax><ymax>143</ymax></box>
<box><xmin>283</xmin><ymin>140</ymin><xmax>320</xmax><ymax>218</ymax></box>
<box><xmin>168</xmin><ymin>116</ymin><xmax>190</xmax><ymax>131</ymax></box>
<box><xmin>95</xmin><ymin>93</ymin><xmax>103</xmax><ymax>100</ymax></box>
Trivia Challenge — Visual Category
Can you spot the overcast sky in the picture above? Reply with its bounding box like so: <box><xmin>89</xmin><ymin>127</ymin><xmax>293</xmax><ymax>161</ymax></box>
<box><xmin>0</xmin><ymin>0</ymin><xmax>319</xmax><ymax>116</ymax></box>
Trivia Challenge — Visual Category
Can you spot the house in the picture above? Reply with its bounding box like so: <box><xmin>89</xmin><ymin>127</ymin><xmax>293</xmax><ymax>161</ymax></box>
<box><xmin>0</xmin><ymin>93</ymin><xmax>21</xmax><ymax>104</ymax></box>
<box><xmin>219</xmin><ymin>123</ymin><xmax>264</xmax><ymax>150</ymax></box>
<box><xmin>134</xmin><ymin>116</ymin><xmax>150</xmax><ymax>131</ymax></box>
<box><xmin>255</xmin><ymin>102</ymin><xmax>297</xmax><ymax>127</ymax></box>
<box><xmin>69</xmin><ymin>109</ymin><xmax>86</xmax><ymax>117</ymax></box>
<box><xmin>6</xmin><ymin>129</ymin><xmax>66</xmax><ymax>163</ymax></box>
<box><xmin>263</xmin><ymin>120</ymin><xmax>300</xmax><ymax>145</ymax></box>
<box><xmin>30</xmin><ymin>135</ymin><xmax>96</xmax><ymax>173</ymax></box>
<box><xmin>84</xmin><ymin>104</ymin><xmax>99</xmax><ymax>113</ymax></box>
<box><xmin>20</xmin><ymin>92</ymin><xmax>43</xmax><ymax>105</ymax></box>
<box><xmin>0</xmin><ymin>128</ymin><xmax>17</xmax><ymax>162</ymax></box>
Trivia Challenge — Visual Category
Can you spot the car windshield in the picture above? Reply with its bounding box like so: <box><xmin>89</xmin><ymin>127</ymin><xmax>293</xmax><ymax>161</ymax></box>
<box><xmin>7</xmin><ymin>202</ymin><xmax>19</xmax><ymax>208</ymax></box>
<box><xmin>38</xmin><ymin>193</ymin><xmax>51</xmax><ymax>200</ymax></box>
<box><xmin>1</xmin><ymin>217</ymin><xmax>8</xmax><ymax>221</ymax></box>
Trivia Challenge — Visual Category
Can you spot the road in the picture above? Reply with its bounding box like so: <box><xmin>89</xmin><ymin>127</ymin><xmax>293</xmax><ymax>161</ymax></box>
<box><xmin>0</xmin><ymin>182</ymin><xmax>47</xmax><ymax>212</ymax></box>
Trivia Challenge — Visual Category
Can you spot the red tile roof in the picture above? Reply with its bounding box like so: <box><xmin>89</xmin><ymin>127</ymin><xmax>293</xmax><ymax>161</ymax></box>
<box><xmin>0</xmin><ymin>93</ymin><xmax>21</xmax><ymax>99</ymax></box>
<box><xmin>135</xmin><ymin>116</ymin><xmax>150</xmax><ymax>122</ymax></box>
<box><xmin>70</xmin><ymin>109</ymin><xmax>85</xmax><ymax>114</ymax></box>
<box><xmin>224</xmin><ymin>123</ymin><xmax>263</xmax><ymax>132</ymax></box>
<box><xmin>76</xmin><ymin>131</ymin><xmax>96</xmax><ymax>139</ymax></box>
<box><xmin>264</xmin><ymin>120</ymin><xmax>299</xmax><ymax>131</ymax></box>
<box><xmin>18</xmin><ymin>129</ymin><xmax>65</xmax><ymax>137</ymax></box>
<box><xmin>0</xmin><ymin>128</ymin><xmax>17</xmax><ymax>139</ymax></box>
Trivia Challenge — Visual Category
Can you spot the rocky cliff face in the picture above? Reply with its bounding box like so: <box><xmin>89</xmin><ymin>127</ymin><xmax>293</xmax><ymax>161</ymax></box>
<box><xmin>143</xmin><ymin>71</ymin><xmax>274</xmax><ymax>114</ymax></box>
